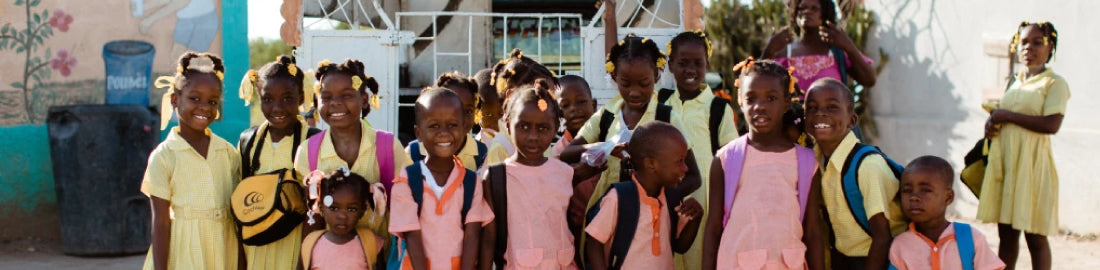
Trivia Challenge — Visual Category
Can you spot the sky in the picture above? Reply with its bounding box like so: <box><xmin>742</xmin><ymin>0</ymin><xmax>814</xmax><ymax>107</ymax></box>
<box><xmin>248</xmin><ymin>0</ymin><xmax>284</xmax><ymax>40</ymax></box>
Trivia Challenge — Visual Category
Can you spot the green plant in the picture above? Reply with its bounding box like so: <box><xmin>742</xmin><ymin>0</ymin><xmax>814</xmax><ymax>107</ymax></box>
<box><xmin>249</xmin><ymin>38</ymin><xmax>295</xmax><ymax>69</ymax></box>
<box><xmin>0</xmin><ymin>0</ymin><xmax>68</xmax><ymax>124</ymax></box>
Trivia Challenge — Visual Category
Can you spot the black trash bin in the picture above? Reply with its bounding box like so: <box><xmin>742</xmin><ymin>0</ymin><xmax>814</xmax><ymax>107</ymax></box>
<box><xmin>47</xmin><ymin>105</ymin><xmax>158</xmax><ymax>256</ymax></box>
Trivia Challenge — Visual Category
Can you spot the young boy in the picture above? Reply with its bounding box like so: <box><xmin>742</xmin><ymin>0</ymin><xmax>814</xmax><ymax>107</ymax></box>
<box><xmin>584</xmin><ymin>122</ymin><xmax>704</xmax><ymax>270</ymax></box>
<box><xmin>802</xmin><ymin>78</ymin><xmax>906</xmax><ymax>270</ymax></box>
<box><xmin>389</xmin><ymin>88</ymin><xmax>494</xmax><ymax>270</ymax></box>
<box><xmin>889</xmin><ymin>156</ymin><xmax>1005</xmax><ymax>270</ymax></box>
<box><xmin>407</xmin><ymin>73</ymin><xmax>489</xmax><ymax>171</ymax></box>
<box><xmin>553</xmin><ymin>75</ymin><xmax>598</xmax><ymax>158</ymax></box>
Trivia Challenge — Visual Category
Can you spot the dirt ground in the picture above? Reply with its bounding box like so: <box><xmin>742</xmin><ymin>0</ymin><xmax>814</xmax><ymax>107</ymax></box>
<box><xmin>0</xmin><ymin>218</ymin><xmax>1096</xmax><ymax>269</ymax></box>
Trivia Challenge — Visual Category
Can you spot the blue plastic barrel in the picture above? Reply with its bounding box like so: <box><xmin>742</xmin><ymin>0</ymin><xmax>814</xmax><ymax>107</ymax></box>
<box><xmin>103</xmin><ymin>40</ymin><xmax>155</xmax><ymax>106</ymax></box>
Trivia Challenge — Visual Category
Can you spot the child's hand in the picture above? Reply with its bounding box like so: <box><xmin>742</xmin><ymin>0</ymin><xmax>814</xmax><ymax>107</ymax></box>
<box><xmin>676</xmin><ymin>197</ymin><xmax>703</xmax><ymax>221</ymax></box>
<box><xmin>984</xmin><ymin>118</ymin><xmax>1001</xmax><ymax>139</ymax></box>
<box><xmin>609</xmin><ymin>143</ymin><xmax>628</xmax><ymax>159</ymax></box>
<box><xmin>573</xmin><ymin>162</ymin><xmax>607</xmax><ymax>180</ymax></box>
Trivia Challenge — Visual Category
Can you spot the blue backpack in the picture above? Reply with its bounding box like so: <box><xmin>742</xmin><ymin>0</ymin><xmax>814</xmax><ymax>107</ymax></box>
<box><xmin>408</xmin><ymin>139</ymin><xmax>488</xmax><ymax>169</ymax></box>
<box><xmin>889</xmin><ymin>222</ymin><xmax>977</xmax><ymax>270</ymax></box>
<box><xmin>840</xmin><ymin>143</ymin><xmax>905</xmax><ymax>235</ymax></box>
<box><xmin>385</xmin><ymin>163</ymin><xmax>478</xmax><ymax>270</ymax></box>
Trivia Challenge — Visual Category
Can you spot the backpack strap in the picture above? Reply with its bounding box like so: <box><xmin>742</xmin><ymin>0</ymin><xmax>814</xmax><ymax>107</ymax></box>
<box><xmin>830</xmin><ymin>46</ymin><xmax>848</xmax><ymax>84</ymax></box>
<box><xmin>300</xmin><ymin>230</ymin><xmax>326</xmax><ymax>269</ymax></box>
<box><xmin>597</xmin><ymin>110</ymin><xmax>614</xmax><ymax>142</ymax></box>
<box><xmin>657</xmin><ymin>88</ymin><xmax>675</xmax><ymax>105</ymax></box>
<box><xmin>474</xmin><ymin>140</ymin><xmax>488</xmax><ymax>169</ymax></box>
<box><xmin>656</xmin><ymin>104</ymin><xmax>672</xmax><ymax>123</ymax></box>
<box><xmin>461</xmin><ymin>168</ymin><xmax>477</xmax><ymax>224</ymax></box>
<box><xmin>840</xmin><ymin>143</ymin><xmax>904</xmax><ymax>235</ymax></box>
<box><xmin>406</xmin><ymin>164</ymin><xmax>425</xmax><ymax>218</ymax></box>
<box><xmin>375</xmin><ymin>130</ymin><xmax>396</xmax><ymax>194</ymax></box>
<box><xmin>356</xmin><ymin>227</ymin><xmax>380</xmax><ymax>266</ymax></box>
<box><xmin>307</xmin><ymin>130</ymin><xmax>327</xmax><ymax>172</ymax></box>
<box><xmin>955</xmin><ymin>222</ymin><xmax>976</xmax><ymax>270</ymax></box>
<box><xmin>239</xmin><ymin>126</ymin><xmax>260</xmax><ymax>178</ymax></box>
<box><xmin>708</xmin><ymin>98</ymin><xmax>728</xmax><ymax>155</ymax></box>
<box><xmin>408</xmin><ymin>140</ymin><xmax>424</xmax><ymax>163</ymax></box>
<box><xmin>795</xmin><ymin>146</ymin><xmax>816</xmax><ymax>221</ymax></box>
<box><xmin>721</xmin><ymin>136</ymin><xmax>748</xmax><ymax>228</ymax></box>
<box><xmin>487</xmin><ymin>164</ymin><xmax>508</xmax><ymax>269</ymax></box>
<box><xmin>607</xmin><ymin>182</ymin><xmax>639</xmax><ymax>270</ymax></box>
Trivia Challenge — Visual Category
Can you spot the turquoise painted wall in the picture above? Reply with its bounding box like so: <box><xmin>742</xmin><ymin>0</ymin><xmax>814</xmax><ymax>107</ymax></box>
<box><xmin>0</xmin><ymin>124</ymin><xmax>55</xmax><ymax>213</ymax></box>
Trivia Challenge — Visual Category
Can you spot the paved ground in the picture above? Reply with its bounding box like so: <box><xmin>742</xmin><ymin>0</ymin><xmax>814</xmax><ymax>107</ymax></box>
<box><xmin>1</xmin><ymin>218</ymin><xmax>1097</xmax><ymax>269</ymax></box>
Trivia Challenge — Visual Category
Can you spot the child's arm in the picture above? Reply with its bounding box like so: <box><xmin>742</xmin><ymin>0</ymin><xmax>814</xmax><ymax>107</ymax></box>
<box><xmin>672</xmin><ymin>197</ymin><xmax>703</xmax><ymax>253</ymax></box>
<box><xmin>586</xmin><ymin>234</ymin><xmax>609</xmax><ymax>270</ymax></box>
<box><xmin>461</xmin><ymin>223</ymin><xmax>483</xmax><ymax>270</ymax></box>
<box><xmin>601</xmin><ymin>0</ymin><xmax>618</xmax><ymax>56</ymax></box>
<box><xmin>674</xmin><ymin>150</ymin><xmax>703</xmax><ymax>195</ymax></box>
<box><xmin>989</xmin><ymin>109</ymin><xmax>1064</xmax><ymax>134</ymax></box>
<box><xmin>559</xmin><ymin>137</ymin><xmax>593</xmax><ymax>164</ymax></box>
<box><xmin>761</xmin><ymin>26</ymin><xmax>793</xmax><ymax>59</ymax></box>
<box><xmin>864</xmin><ymin>214</ymin><xmax>894</xmax><ymax>270</ymax></box>
<box><xmin>405</xmin><ymin>231</ymin><xmax>430</xmax><ymax>270</ymax></box>
<box><xmin>478</xmin><ymin>176</ymin><xmax>497</xmax><ymax>270</ymax></box>
<box><xmin>150</xmin><ymin>196</ymin><xmax>171</xmax><ymax>270</ymax></box>
<box><xmin>802</xmin><ymin>172</ymin><xmax>827</xmax><ymax>270</ymax></box>
<box><xmin>701</xmin><ymin>160</ymin><xmax>725</xmax><ymax>270</ymax></box>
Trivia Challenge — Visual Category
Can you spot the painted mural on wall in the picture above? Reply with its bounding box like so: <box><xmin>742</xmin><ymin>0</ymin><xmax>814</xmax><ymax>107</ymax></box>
<box><xmin>0</xmin><ymin>0</ymin><xmax>222</xmax><ymax>126</ymax></box>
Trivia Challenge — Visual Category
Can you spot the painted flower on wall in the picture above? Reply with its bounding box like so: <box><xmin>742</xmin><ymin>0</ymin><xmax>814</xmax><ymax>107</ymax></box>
<box><xmin>48</xmin><ymin>9</ymin><xmax>73</xmax><ymax>32</ymax></box>
<box><xmin>51</xmin><ymin>50</ymin><xmax>77</xmax><ymax>77</ymax></box>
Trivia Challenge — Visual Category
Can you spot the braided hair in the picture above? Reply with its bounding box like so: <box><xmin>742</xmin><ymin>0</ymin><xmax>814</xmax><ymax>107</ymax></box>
<box><xmin>1010</xmin><ymin>21</ymin><xmax>1059</xmax><ymax>63</ymax></box>
<box><xmin>491</xmin><ymin>49</ymin><xmax>557</xmax><ymax>101</ymax></box>
<box><xmin>173</xmin><ymin>52</ymin><xmax>226</xmax><ymax>94</ymax></box>
<box><xmin>504</xmin><ymin>79</ymin><xmax>563</xmax><ymax>129</ymax></box>
<box><xmin>604</xmin><ymin>34</ymin><xmax>667</xmax><ymax>76</ymax></box>
<box><xmin>257</xmin><ymin>55</ymin><xmax>305</xmax><ymax>102</ymax></box>
<box><xmin>434</xmin><ymin>71</ymin><xmax>480</xmax><ymax>108</ymax></box>
<box><xmin>731</xmin><ymin>57</ymin><xmax>799</xmax><ymax>100</ymax></box>
<box><xmin>315</xmin><ymin>59</ymin><xmax>380</xmax><ymax>117</ymax></box>
<box><xmin>788</xmin><ymin>0</ymin><xmax>838</xmax><ymax>36</ymax></box>
<box><xmin>316</xmin><ymin>168</ymin><xmax>376</xmax><ymax>213</ymax></box>
<box><xmin>666</xmin><ymin>30</ymin><xmax>713</xmax><ymax>61</ymax></box>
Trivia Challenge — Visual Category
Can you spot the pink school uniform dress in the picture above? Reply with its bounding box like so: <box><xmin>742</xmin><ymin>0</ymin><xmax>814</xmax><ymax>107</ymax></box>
<box><xmin>493</xmin><ymin>159</ymin><xmax>578</xmax><ymax>269</ymax></box>
<box><xmin>309</xmin><ymin>235</ymin><xmax>372</xmax><ymax>270</ymax></box>
<box><xmin>585</xmin><ymin>177</ymin><xmax>675</xmax><ymax>269</ymax></box>
<box><xmin>888</xmin><ymin>223</ymin><xmax>1005</xmax><ymax>270</ymax></box>
<box><xmin>389</xmin><ymin>157</ymin><xmax>495</xmax><ymax>270</ymax></box>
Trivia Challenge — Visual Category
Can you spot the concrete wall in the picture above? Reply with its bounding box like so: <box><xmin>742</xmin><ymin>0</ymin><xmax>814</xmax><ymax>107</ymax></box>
<box><xmin>863</xmin><ymin>0</ymin><xmax>1099</xmax><ymax>234</ymax></box>
<box><xmin>400</xmin><ymin>0</ymin><xmax>493</xmax><ymax>87</ymax></box>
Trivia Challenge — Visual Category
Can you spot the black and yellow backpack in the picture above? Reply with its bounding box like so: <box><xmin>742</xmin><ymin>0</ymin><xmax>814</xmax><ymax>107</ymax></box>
<box><xmin>230</xmin><ymin>168</ymin><xmax>308</xmax><ymax>246</ymax></box>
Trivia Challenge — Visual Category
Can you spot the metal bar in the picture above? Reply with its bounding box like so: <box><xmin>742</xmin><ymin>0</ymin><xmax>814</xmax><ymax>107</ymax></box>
<box><xmin>558</xmin><ymin>16</ymin><xmax>563</xmax><ymax>73</ymax></box>
<box><xmin>371</xmin><ymin>0</ymin><xmax>394</xmax><ymax>29</ymax></box>
<box><xmin>502</xmin><ymin>16</ymin><xmax>509</xmax><ymax>58</ymax></box>
<box><xmin>648</xmin><ymin>0</ymin><xmax>661</xmax><ymax>27</ymax></box>
<box><xmin>468</xmin><ymin>16</ymin><xmax>474</xmax><ymax>75</ymax></box>
<box><xmin>537</xmin><ymin>17</ymin><xmax>543</xmax><ymax>62</ymax></box>
<box><xmin>432</xmin><ymin>14</ymin><xmax>438</xmax><ymax>77</ymax></box>
<box><xmin>437</xmin><ymin>52</ymin><xmax>470</xmax><ymax>56</ymax></box>
<box><xmin>395</xmin><ymin>11</ymin><xmax>582</xmax><ymax>18</ymax></box>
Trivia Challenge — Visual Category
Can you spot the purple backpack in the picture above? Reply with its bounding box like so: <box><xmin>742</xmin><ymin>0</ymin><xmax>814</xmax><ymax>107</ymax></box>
<box><xmin>721</xmin><ymin>136</ymin><xmax>816</xmax><ymax>226</ymax></box>
<box><xmin>307</xmin><ymin>130</ymin><xmax>397</xmax><ymax>194</ymax></box>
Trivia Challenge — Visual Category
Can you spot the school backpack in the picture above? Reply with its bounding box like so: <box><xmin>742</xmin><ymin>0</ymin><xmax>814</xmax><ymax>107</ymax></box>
<box><xmin>656</xmin><ymin>88</ymin><xmax>729</xmax><ymax>154</ymax></box>
<box><xmin>408</xmin><ymin>138</ymin><xmax>488</xmax><ymax>169</ymax></box>
<box><xmin>584</xmin><ymin>181</ymin><xmax>686</xmax><ymax>270</ymax></box>
<box><xmin>841</xmin><ymin>143</ymin><xmax>905</xmax><ymax>235</ymax></box>
<box><xmin>385</xmin><ymin>164</ymin><xmax>479</xmax><ymax>270</ymax></box>
<box><xmin>719</xmin><ymin>136</ymin><xmax>816</xmax><ymax>226</ymax></box>
<box><xmin>301</xmin><ymin>227</ymin><xmax>380</xmax><ymax>268</ymax></box>
<box><xmin>306</xmin><ymin>129</ymin><xmax>397</xmax><ymax>193</ymax></box>
<box><xmin>596</xmin><ymin>104</ymin><xmax>673</xmax><ymax>142</ymax></box>
<box><xmin>830</xmin><ymin>46</ymin><xmax>849</xmax><ymax>84</ymax></box>
<box><xmin>485</xmin><ymin>164</ymin><xmax>508</xmax><ymax>269</ymax></box>
<box><xmin>230</xmin><ymin>168</ymin><xmax>308</xmax><ymax>246</ymax></box>
<box><xmin>238</xmin><ymin>124</ymin><xmax>322</xmax><ymax>178</ymax></box>
<box><xmin>888</xmin><ymin>222</ymin><xmax>978</xmax><ymax>270</ymax></box>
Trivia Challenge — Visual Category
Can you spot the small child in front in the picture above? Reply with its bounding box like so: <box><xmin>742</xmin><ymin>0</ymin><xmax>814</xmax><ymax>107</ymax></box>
<box><xmin>389</xmin><ymin>88</ymin><xmax>494</xmax><ymax>270</ymax></box>
<box><xmin>584</xmin><ymin>122</ymin><xmax>704</xmax><ymax>270</ymax></box>
<box><xmin>889</xmin><ymin>156</ymin><xmax>1005</xmax><ymax>270</ymax></box>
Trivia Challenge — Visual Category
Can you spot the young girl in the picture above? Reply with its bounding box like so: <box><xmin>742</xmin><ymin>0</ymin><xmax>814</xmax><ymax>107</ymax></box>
<box><xmin>474</xmin><ymin>69</ymin><xmax>504</xmax><ymax>144</ymax></box>
<box><xmin>977</xmin><ymin>21</ymin><xmax>1067</xmax><ymax>270</ymax></box>
<box><xmin>235</xmin><ymin>55</ymin><xmax>318</xmax><ymax>270</ymax></box>
<box><xmin>300</xmin><ymin>168</ymin><xmax>386</xmax><ymax>269</ymax></box>
<box><xmin>662</xmin><ymin>30</ymin><xmax>739</xmax><ymax>270</ymax></box>
<box><xmin>552</xmin><ymin>75</ymin><xmax>597</xmax><ymax>159</ymax></box>
<box><xmin>701</xmin><ymin>59</ymin><xmax>817</xmax><ymax>270</ymax></box>
<box><xmin>559</xmin><ymin>34</ymin><xmax>701</xmax><ymax>262</ymax></box>
<box><xmin>484</xmin><ymin>49</ymin><xmax>559</xmax><ymax>166</ymax></box>
<box><xmin>389</xmin><ymin>88</ymin><xmax>494</xmax><ymax>270</ymax></box>
<box><xmin>142</xmin><ymin>52</ymin><xmax>242</xmax><ymax>270</ymax></box>
<box><xmin>480</xmin><ymin>84</ymin><xmax>578</xmax><ymax>269</ymax></box>
<box><xmin>763</xmin><ymin>0</ymin><xmax>876</xmax><ymax>92</ymax></box>
<box><xmin>293</xmin><ymin>59</ymin><xmax>411</xmax><ymax>239</ymax></box>
<box><xmin>406</xmin><ymin>71</ymin><xmax>488</xmax><ymax>171</ymax></box>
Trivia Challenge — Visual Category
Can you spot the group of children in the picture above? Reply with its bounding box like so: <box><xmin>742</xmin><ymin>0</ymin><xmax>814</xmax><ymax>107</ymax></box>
<box><xmin>140</xmin><ymin>19</ymin><xmax>1068</xmax><ymax>270</ymax></box>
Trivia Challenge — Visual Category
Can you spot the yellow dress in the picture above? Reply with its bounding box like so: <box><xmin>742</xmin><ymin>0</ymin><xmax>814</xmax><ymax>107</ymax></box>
<box><xmin>977</xmin><ymin>69</ymin><xmax>1070</xmax><ymax>236</ymax></box>
<box><xmin>141</xmin><ymin>128</ymin><xmax>242</xmax><ymax>270</ymax></box>
<box><xmin>237</xmin><ymin>119</ymin><xmax>312</xmax><ymax>270</ymax></box>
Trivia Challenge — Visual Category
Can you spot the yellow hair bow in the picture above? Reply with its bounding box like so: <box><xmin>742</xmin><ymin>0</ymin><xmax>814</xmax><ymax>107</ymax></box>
<box><xmin>605</xmin><ymin>62</ymin><xmax>616</xmax><ymax>74</ymax></box>
<box><xmin>239</xmin><ymin>69</ymin><xmax>259</xmax><ymax>106</ymax></box>
<box><xmin>351</xmin><ymin>75</ymin><xmax>363</xmax><ymax>91</ymax></box>
<box><xmin>155</xmin><ymin>76</ymin><xmax>176</xmax><ymax>130</ymax></box>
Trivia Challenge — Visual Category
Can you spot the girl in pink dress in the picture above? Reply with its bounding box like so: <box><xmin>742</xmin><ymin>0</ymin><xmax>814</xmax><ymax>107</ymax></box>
<box><xmin>702</xmin><ymin>59</ymin><xmax>817</xmax><ymax>270</ymax></box>
<box><xmin>301</xmin><ymin>169</ymin><xmax>386</xmax><ymax>270</ymax></box>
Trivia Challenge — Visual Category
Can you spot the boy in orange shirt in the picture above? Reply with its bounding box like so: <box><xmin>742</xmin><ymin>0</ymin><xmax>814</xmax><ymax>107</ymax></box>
<box><xmin>389</xmin><ymin>88</ymin><xmax>494</xmax><ymax>270</ymax></box>
<box><xmin>889</xmin><ymin>156</ymin><xmax>1004</xmax><ymax>270</ymax></box>
<box><xmin>584</xmin><ymin>122</ymin><xmax>704</xmax><ymax>270</ymax></box>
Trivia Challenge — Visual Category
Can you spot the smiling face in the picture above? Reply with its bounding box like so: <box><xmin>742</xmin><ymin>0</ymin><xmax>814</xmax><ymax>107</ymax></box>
<box><xmin>669</xmin><ymin>42</ymin><xmax>708</xmax><ymax>93</ymax></box>
<box><xmin>613</xmin><ymin>58</ymin><xmax>658</xmax><ymax>111</ymax></box>
<box><xmin>172</xmin><ymin>74</ymin><xmax>223</xmax><ymax>133</ymax></box>
<box><xmin>739</xmin><ymin>74</ymin><xmax>791</xmax><ymax>136</ymax></box>
<box><xmin>449</xmin><ymin>85</ymin><xmax>478</xmax><ymax>134</ymax></box>
<box><xmin>318</xmin><ymin>73</ymin><xmax>368</xmax><ymax>130</ymax></box>
<box><xmin>479</xmin><ymin>95</ymin><xmax>503</xmax><ymax>131</ymax></box>
<box><xmin>900</xmin><ymin>167</ymin><xmax>953</xmax><ymax>224</ymax></box>
<box><xmin>795</xmin><ymin>0</ymin><xmax>824</xmax><ymax>29</ymax></box>
<box><xmin>649</xmin><ymin>135</ymin><xmax>690</xmax><ymax>188</ymax></box>
<box><xmin>320</xmin><ymin>187</ymin><xmax>366</xmax><ymax>237</ymax></box>
<box><xmin>415</xmin><ymin>95</ymin><xmax>466</xmax><ymax>159</ymax></box>
<box><xmin>259</xmin><ymin>77</ymin><xmax>303</xmax><ymax>130</ymax></box>
<box><xmin>804</xmin><ymin>82</ymin><xmax>856</xmax><ymax>148</ymax></box>
<box><xmin>509</xmin><ymin>101</ymin><xmax>558</xmax><ymax>163</ymax></box>
<box><xmin>1017</xmin><ymin>25</ymin><xmax>1053</xmax><ymax>69</ymax></box>
<box><xmin>556</xmin><ymin>81</ymin><xmax>596</xmax><ymax>134</ymax></box>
